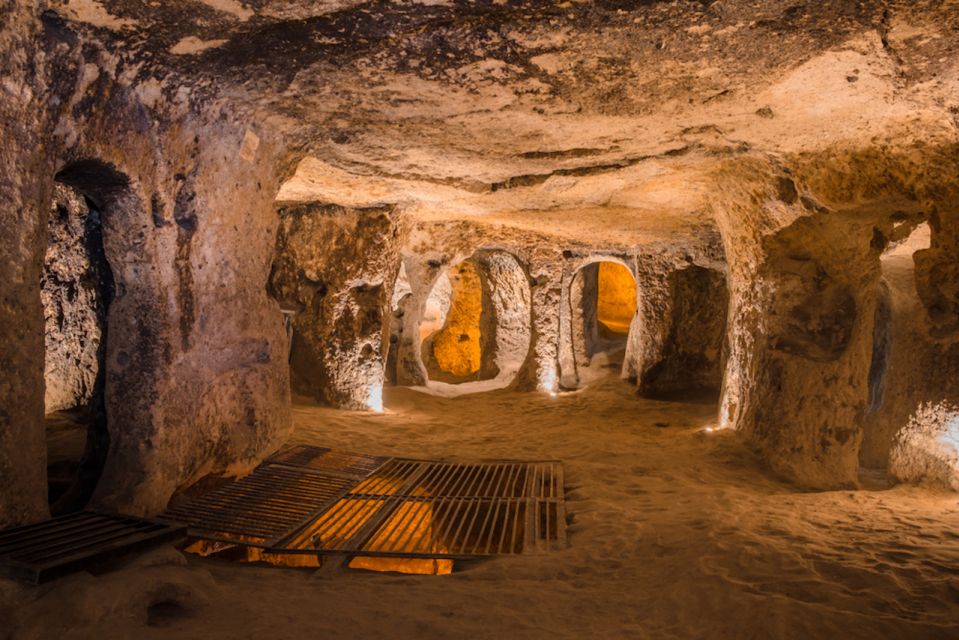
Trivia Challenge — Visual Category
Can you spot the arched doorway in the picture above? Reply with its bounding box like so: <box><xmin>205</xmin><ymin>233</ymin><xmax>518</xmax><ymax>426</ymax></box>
<box><xmin>417</xmin><ymin>251</ymin><xmax>532</xmax><ymax>394</ymax></box>
<box><xmin>559</xmin><ymin>259</ymin><xmax>638</xmax><ymax>390</ymax></box>
<box><xmin>42</xmin><ymin>159</ymin><xmax>147</xmax><ymax>513</ymax></box>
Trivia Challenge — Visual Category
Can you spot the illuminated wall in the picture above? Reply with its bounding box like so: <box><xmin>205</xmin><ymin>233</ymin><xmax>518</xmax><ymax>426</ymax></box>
<box><xmin>596</xmin><ymin>262</ymin><xmax>636</xmax><ymax>334</ymax></box>
<box><xmin>432</xmin><ymin>261</ymin><xmax>483</xmax><ymax>377</ymax></box>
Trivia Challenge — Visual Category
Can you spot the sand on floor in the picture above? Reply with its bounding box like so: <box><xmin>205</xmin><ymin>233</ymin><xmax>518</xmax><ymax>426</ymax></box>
<box><xmin>5</xmin><ymin>367</ymin><xmax>959</xmax><ymax>639</ymax></box>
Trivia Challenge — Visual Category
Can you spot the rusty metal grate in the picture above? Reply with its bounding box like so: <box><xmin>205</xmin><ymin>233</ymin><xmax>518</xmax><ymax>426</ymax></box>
<box><xmin>0</xmin><ymin>511</ymin><xmax>185</xmax><ymax>584</ymax></box>
<box><xmin>166</xmin><ymin>446</ymin><xmax>566</xmax><ymax>563</ymax></box>
<box><xmin>161</xmin><ymin>463</ymin><xmax>357</xmax><ymax>546</ymax></box>
<box><xmin>271</xmin><ymin>460</ymin><xmax>565</xmax><ymax>558</ymax></box>
<box><xmin>349</xmin><ymin>459</ymin><xmax>563</xmax><ymax>499</ymax></box>
<box><xmin>268</xmin><ymin>445</ymin><xmax>390</xmax><ymax>478</ymax></box>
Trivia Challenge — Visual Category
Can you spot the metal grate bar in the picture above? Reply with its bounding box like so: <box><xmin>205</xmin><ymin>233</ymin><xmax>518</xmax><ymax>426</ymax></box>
<box><xmin>272</xmin><ymin>459</ymin><xmax>564</xmax><ymax>559</ymax></box>
<box><xmin>0</xmin><ymin>512</ymin><xmax>104</xmax><ymax>553</ymax></box>
<box><xmin>349</xmin><ymin>460</ymin><xmax>561</xmax><ymax>500</ymax></box>
<box><xmin>162</xmin><ymin>463</ymin><xmax>358</xmax><ymax>545</ymax></box>
<box><xmin>267</xmin><ymin>445</ymin><xmax>390</xmax><ymax>478</ymax></box>
<box><xmin>167</xmin><ymin>447</ymin><xmax>565</xmax><ymax>561</ymax></box>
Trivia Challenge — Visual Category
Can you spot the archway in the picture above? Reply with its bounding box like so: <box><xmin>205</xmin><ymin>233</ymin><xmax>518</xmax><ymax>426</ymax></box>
<box><xmin>417</xmin><ymin>251</ymin><xmax>532</xmax><ymax>394</ymax></box>
<box><xmin>559</xmin><ymin>259</ymin><xmax>638</xmax><ymax>390</ymax></box>
<box><xmin>42</xmin><ymin>184</ymin><xmax>111</xmax><ymax>511</ymax></box>
<box><xmin>42</xmin><ymin>163</ymin><xmax>126</xmax><ymax>513</ymax></box>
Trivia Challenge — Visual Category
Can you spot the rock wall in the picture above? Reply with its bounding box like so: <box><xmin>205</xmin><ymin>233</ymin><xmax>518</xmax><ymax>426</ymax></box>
<box><xmin>269</xmin><ymin>202</ymin><xmax>407</xmax><ymax>411</ymax></box>
<box><xmin>889</xmin><ymin>402</ymin><xmax>959</xmax><ymax>491</ymax></box>
<box><xmin>1</xmin><ymin>11</ymin><xmax>293</xmax><ymax>523</ymax></box>
<box><xmin>0</xmin><ymin>0</ymin><xmax>51</xmax><ymax>527</ymax></box>
<box><xmin>570</xmin><ymin>264</ymin><xmax>601</xmax><ymax>368</ymax></box>
<box><xmin>709</xmin><ymin>145</ymin><xmax>959</xmax><ymax>489</ymax></box>
<box><xmin>482</xmin><ymin>251</ymin><xmax>533</xmax><ymax>382</ymax></box>
<box><xmin>399</xmin><ymin>222</ymin><xmax>724</xmax><ymax>396</ymax></box>
<box><xmin>713</xmin><ymin>167</ymin><xmax>885</xmax><ymax>488</ymax></box>
<box><xmin>42</xmin><ymin>183</ymin><xmax>112</xmax><ymax>415</ymax></box>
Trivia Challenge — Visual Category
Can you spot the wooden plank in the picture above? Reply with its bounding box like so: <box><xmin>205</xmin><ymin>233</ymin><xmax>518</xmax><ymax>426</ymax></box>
<box><xmin>0</xmin><ymin>512</ymin><xmax>186</xmax><ymax>584</ymax></box>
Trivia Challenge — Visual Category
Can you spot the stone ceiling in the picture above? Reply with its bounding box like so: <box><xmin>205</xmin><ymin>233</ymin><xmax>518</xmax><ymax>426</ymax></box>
<box><xmin>47</xmin><ymin>0</ymin><xmax>959</xmax><ymax>241</ymax></box>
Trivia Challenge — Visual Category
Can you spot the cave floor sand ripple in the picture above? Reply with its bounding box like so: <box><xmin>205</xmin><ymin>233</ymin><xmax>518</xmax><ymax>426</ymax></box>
<box><xmin>10</xmin><ymin>369</ymin><xmax>959</xmax><ymax>639</ymax></box>
<box><xmin>191</xmin><ymin>373</ymin><xmax>959</xmax><ymax>639</ymax></box>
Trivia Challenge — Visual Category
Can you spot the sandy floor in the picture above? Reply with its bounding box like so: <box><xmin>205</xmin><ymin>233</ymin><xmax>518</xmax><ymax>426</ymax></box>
<box><xmin>8</xmin><ymin>369</ymin><xmax>959</xmax><ymax>639</ymax></box>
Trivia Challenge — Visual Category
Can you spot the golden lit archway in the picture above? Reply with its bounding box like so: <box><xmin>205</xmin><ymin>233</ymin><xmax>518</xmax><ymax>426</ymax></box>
<box><xmin>597</xmin><ymin>261</ymin><xmax>638</xmax><ymax>335</ymax></box>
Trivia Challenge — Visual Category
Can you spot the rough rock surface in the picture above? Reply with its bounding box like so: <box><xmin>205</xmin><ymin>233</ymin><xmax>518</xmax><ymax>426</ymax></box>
<box><xmin>3</xmin><ymin>0</ymin><xmax>959</xmax><ymax>530</ymax></box>
<box><xmin>42</xmin><ymin>183</ymin><xmax>112</xmax><ymax>415</ymax></box>
<box><xmin>2</xmin><ymin>2</ymin><xmax>294</xmax><ymax>524</ymax></box>
<box><xmin>399</xmin><ymin>249</ymin><xmax>532</xmax><ymax>393</ymax></box>
<box><xmin>639</xmin><ymin>265</ymin><xmax>728</xmax><ymax>398</ymax></box>
<box><xmin>269</xmin><ymin>202</ymin><xmax>408</xmax><ymax>410</ymax></box>
<box><xmin>0</xmin><ymin>0</ymin><xmax>49</xmax><ymax>528</ymax></box>
<box><xmin>889</xmin><ymin>401</ymin><xmax>959</xmax><ymax>491</ymax></box>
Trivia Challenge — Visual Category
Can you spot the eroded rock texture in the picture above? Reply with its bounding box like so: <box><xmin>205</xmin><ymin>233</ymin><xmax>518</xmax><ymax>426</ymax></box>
<box><xmin>1</xmin><ymin>4</ymin><xmax>294</xmax><ymax>524</ymax></box>
<box><xmin>889</xmin><ymin>402</ymin><xmax>959</xmax><ymax>491</ymax></box>
<box><xmin>42</xmin><ymin>183</ymin><xmax>112</xmax><ymax>415</ymax></box>
<box><xmin>270</xmin><ymin>202</ymin><xmax>407</xmax><ymax>410</ymax></box>
<box><xmin>0</xmin><ymin>0</ymin><xmax>49</xmax><ymax>527</ymax></box>
<box><xmin>3</xmin><ymin>0</ymin><xmax>959</xmax><ymax>529</ymax></box>
<box><xmin>638</xmin><ymin>265</ymin><xmax>728</xmax><ymax>398</ymax></box>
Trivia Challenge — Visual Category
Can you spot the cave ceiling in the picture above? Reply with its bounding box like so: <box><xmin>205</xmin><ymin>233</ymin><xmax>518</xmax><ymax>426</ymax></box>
<box><xmin>46</xmin><ymin>0</ymin><xmax>959</xmax><ymax>242</ymax></box>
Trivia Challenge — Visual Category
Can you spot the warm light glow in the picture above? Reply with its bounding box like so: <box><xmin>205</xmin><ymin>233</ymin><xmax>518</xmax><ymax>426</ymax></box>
<box><xmin>432</xmin><ymin>261</ymin><xmax>483</xmax><ymax>377</ymax></box>
<box><xmin>348</xmin><ymin>555</ymin><xmax>453</xmax><ymax>575</ymax></box>
<box><xmin>367</xmin><ymin>383</ymin><xmax>384</xmax><ymax>413</ymax></box>
<box><xmin>596</xmin><ymin>262</ymin><xmax>636</xmax><ymax>335</ymax></box>
<box><xmin>285</xmin><ymin>478</ymin><xmax>454</xmax><ymax>575</ymax></box>
<box><xmin>541</xmin><ymin>363</ymin><xmax>558</xmax><ymax>397</ymax></box>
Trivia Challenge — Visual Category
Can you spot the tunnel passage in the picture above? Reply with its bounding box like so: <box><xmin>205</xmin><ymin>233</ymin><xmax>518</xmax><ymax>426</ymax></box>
<box><xmin>639</xmin><ymin>265</ymin><xmax>729</xmax><ymax>399</ymax></box>
<box><xmin>418</xmin><ymin>251</ymin><xmax>532</xmax><ymax>392</ymax></box>
<box><xmin>559</xmin><ymin>259</ymin><xmax>638</xmax><ymax>390</ymax></box>
<box><xmin>575</xmin><ymin>261</ymin><xmax>637</xmax><ymax>360</ymax></box>
<box><xmin>42</xmin><ymin>170</ymin><xmax>117</xmax><ymax>513</ymax></box>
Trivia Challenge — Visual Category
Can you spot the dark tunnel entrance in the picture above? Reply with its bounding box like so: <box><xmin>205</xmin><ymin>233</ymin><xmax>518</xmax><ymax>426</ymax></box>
<box><xmin>42</xmin><ymin>163</ymin><xmax>119</xmax><ymax>513</ymax></box>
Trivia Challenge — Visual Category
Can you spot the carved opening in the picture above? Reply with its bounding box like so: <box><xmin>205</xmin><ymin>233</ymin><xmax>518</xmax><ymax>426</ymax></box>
<box><xmin>559</xmin><ymin>259</ymin><xmax>638</xmax><ymax>390</ymax></box>
<box><xmin>43</xmin><ymin>162</ymin><xmax>123</xmax><ymax>513</ymax></box>
<box><xmin>418</xmin><ymin>251</ymin><xmax>532</xmax><ymax>393</ymax></box>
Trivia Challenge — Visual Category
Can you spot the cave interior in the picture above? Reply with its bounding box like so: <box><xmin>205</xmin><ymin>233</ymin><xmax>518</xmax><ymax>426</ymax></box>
<box><xmin>1</xmin><ymin>0</ymin><xmax>959</xmax><ymax>638</ymax></box>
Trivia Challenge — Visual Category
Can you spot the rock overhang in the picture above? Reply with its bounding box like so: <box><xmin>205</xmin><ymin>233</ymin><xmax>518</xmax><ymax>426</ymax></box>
<box><xmin>41</xmin><ymin>1</ymin><xmax>959</xmax><ymax>210</ymax></box>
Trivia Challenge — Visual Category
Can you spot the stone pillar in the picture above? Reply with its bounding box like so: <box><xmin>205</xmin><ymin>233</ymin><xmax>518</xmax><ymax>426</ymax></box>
<box><xmin>720</xmin><ymin>206</ymin><xmax>883</xmax><ymax>488</ymax></box>
<box><xmin>623</xmin><ymin>264</ymin><xmax>672</xmax><ymax>389</ymax></box>
<box><xmin>394</xmin><ymin>256</ymin><xmax>440</xmax><ymax>387</ymax></box>
<box><xmin>0</xmin><ymin>1</ymin><xmax>51</xmax><ymax>527</ymax></box>
<box><xmin>270</xmin><ymin>203</ymin><xmax>407</xmax><ymax>410</ymax></box>
<box><xmin>518</xmin><ymin>259</ymin><xmax>562</xmax><ymax>393</ymax></box>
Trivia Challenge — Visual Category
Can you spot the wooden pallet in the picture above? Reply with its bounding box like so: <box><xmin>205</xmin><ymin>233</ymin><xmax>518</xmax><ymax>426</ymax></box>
<box><xmin>0</xmin><ymin>511</ymin><xmax>186</xmax><ymax>584</ymax></box>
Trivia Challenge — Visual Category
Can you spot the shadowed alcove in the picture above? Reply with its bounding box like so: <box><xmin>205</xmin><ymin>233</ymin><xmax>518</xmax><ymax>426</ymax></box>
<box><xmin>42</xmin><ymin>160</ymin><xmax>143</xmax><ymax>514</ymax></box>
